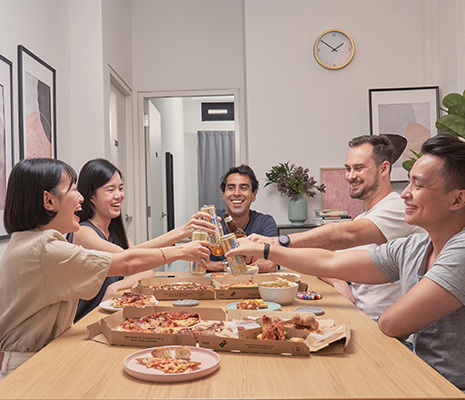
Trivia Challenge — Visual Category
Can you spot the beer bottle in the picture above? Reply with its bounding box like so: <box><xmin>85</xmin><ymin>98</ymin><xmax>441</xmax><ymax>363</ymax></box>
<box><xmin>222</xmin><ymin>211</ymin><xmax>246</xmax><ymax>238</ymax></box>
<box><xmin>200</xmin><ymin>205</ymin><xmax>225</xmax><ymax>256</ymax></box>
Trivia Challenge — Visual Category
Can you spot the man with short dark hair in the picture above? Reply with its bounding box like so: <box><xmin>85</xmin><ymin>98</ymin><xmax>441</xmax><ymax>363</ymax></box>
<box><xmin>251</xmin><ymin>135</ymin><xmax>424</xmax><ymax>320</ymax></box>
<box><xmin>207</xmin><ymin>164</ymin><xmax>278</xmax><ymax>272</ymax></box>
<box><xmin>229</xmin><ymin>133</ymin><xmax>465</xmax><ymax>391</ymax></box>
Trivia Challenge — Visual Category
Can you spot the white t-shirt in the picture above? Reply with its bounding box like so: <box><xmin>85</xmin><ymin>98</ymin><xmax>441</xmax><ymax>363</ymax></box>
<box><xmin>349</xmin><ymin>191</ymin><xmax>425</xmax><ymax>320</ymax></box>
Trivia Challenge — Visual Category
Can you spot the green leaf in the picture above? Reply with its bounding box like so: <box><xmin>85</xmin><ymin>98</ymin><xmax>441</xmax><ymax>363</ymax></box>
<box><xmin>442</xmin><ymin>93</ymin><xmax>465</xmax><ymax>109</ymax></box>
<box><xmin>436</xmin><ymin>114</ymin><xmax>465</xmax><ymax>138</ymax></box>
<box><xmin>448</xmin><ymin>104</ymin><xmax>465</xmax><ymax>118</ymax></box>
<box><xmin>402</xmin><ymin>159</ymin><xmax>415</xmax><ymax>172</ymax></box>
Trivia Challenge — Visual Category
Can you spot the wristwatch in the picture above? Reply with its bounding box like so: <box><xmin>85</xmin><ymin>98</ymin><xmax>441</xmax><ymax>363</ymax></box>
<box><xmin>278</xmin><ymin>234</ymin><xmax>290</xmax><ymax>247</ymax></box>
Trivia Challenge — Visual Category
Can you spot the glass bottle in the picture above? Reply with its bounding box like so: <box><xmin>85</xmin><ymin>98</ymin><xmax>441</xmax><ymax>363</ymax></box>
<box><xmin>222</xmin><ymin>211</ymin><xmax>246</xmax><ymax>238</ymax></box>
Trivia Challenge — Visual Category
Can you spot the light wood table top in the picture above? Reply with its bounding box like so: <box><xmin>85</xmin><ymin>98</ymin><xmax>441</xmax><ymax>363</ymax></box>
<box><xmin>0</xmin><ymin>271</ymin><xmax>463</xmax><ymax>399</ymax></box>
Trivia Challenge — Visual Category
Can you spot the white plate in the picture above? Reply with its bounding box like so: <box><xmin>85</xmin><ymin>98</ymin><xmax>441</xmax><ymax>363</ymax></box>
<box><xmin>99</xmin><ymin>299</ymin><xmax>121</xmax><ymax>312</ymax></box>
<box><xmin>123</xmin><ymin>346</ymin><xmax>220</xmax><ymax>382</ymax></box>
<box><xmin>269</xmin><ymin>272</ymin><xmax>302</xmax><ymax>280</ymax></box>
<box><xmin>99</xmin><ymin>297</ymin><xmax>159</xmax><ymax>312</ymax></box>
<box><xmin>226</xmin><ymin>301</ymin><xmax>281</xmax><ymax>311</ymax></box>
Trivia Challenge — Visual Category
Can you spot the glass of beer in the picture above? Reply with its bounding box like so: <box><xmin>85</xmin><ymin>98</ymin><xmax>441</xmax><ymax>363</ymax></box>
<box><xmin>189</xmin><ymin>230</ymin><xmax>210</xmax><ymax>275</ymax></box>
<box><xmin>200</xmin><ymin>205</ymin><xmax>224</xmax><ymax>256</ymax></box>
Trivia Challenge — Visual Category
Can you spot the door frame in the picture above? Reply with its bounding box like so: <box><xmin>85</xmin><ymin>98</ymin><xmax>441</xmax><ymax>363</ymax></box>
<box><xmin>135</xmin><ymin>88</ymin><xmax>243</xmax><ymax>243</ymax></box>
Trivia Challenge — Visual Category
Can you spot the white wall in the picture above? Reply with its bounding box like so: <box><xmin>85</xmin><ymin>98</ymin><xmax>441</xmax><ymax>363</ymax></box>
<box><xmin>243</xmin><ymin>0</ymin><xmax>452</xmax><ymax>224</ymax></box>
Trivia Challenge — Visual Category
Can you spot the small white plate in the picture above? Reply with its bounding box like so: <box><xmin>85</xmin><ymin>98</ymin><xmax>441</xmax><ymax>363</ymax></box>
<box><xmin>123</xmin><ymin>346</ymin><xmax>220</xmax><ymax>382</ymax></box>
<box><xmin>99</xmin><ymin>299</ymin><xmax>121</xmax><ymax>312</ymax></box>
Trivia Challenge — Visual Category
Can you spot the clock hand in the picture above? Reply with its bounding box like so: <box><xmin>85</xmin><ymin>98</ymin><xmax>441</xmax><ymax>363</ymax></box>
<box><xmin>321</xmin><ymin>40</ymin><xmax>337</xmax><ymax>51</ymax></box>
<box><xmin>332</xmin><ymin>43</ymin><xmax>345</xmax><ymax>52</ymax></box>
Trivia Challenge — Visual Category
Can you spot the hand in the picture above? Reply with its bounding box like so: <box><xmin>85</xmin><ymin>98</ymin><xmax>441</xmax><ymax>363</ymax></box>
<box><xmin>332</xmin><ymin>42</ymin><xmax>344</xmax><ymax>52</ymax></box>
<box><xmin>102</xmin><ymin>281</ymin><xmax>121</xmax><ymax>301</ymax></box>
<box><xmin>248</xmin><ymin>233</ymin><xmax>278</xmax><ymax>246</ymax></box>
<box><xmin>225</xmin><ymin>237</ymin><xmax>262</xmax><ymax>260</ymax></box>
<box><xmin>321</xmin><ymin>40</ymin><xmax>337</xmax><ymax>51</ymax></box>
<box><xmin>180</xmin><ymin>211</ymin><xmax>217</xmax><ymax>238</ymax></box>
<box><xmin>179</xmin><ymin>240</ymin><xmax>211</xmax><ymax>266</ymax></box>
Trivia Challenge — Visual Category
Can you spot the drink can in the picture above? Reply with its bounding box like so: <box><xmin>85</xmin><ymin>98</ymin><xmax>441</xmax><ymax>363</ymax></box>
<box><xmin>200</xmin><ymin>205</ymin><xmax>224</xmax><ymax>255</ymax></box>
<box><xmin>189</xmin><ymin>230</ymin><xmax>209</xmax><ymax>275</ymax></box>
<box><xmin>220</xmin><ymin>233</ymin><xmax>248</xmax><ymax>276</ymax></box>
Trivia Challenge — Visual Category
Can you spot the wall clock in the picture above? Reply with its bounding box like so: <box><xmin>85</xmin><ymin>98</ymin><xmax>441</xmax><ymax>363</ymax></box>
<box><xmin>313</xmin><ymin>29</ymin><xmax>355</xmax><ymax>70</ymax></box>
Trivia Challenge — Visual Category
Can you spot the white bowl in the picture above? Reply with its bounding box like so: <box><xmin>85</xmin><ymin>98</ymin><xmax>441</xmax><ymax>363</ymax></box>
<box><xmin>258</xmin><ymin>281</ymin><xmax>298</xmax><ymax>305</ymax></box>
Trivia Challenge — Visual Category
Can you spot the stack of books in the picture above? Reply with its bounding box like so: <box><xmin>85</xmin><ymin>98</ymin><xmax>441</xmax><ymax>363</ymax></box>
<box><xmin>313</xmin><ymin>209</ymin><xmax>351</xmax><ymax>225</ymax></box>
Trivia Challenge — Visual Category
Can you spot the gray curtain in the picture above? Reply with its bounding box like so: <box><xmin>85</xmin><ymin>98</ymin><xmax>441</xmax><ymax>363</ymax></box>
<box><xmin>197</xmin><ymin>131</ymin><xmax>235</xmax><ymax>209</ymax></box>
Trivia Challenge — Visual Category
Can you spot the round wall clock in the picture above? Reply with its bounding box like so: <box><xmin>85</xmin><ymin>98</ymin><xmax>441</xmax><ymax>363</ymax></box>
<box><xmin>313</xmin><ymin>29</ymin><xmax>355</xmax><ymax>70</ymax></box>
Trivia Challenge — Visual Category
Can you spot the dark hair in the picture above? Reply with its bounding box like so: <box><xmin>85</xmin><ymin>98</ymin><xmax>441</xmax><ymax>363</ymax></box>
<box><xmin>349</xmin><ymin>135</ymin><xmax>394</xmax><ymax>169</ymax></box>
<box><xmin>220</xmin><ymin>164</ymin><xmax>259</xmax><ymax>193</ymax></box>
<box><xmin>77</xmin><ymin>159</ymin><xmax>129</xmax><ymax>249</ymax></box>
<box><xmin>421</xmin><ymin>133</ymin><xmax>465</xmax><ymax>192</ymax></box>
<box><xmin>4</xmin><ymin>158</ymin><xmax>77</xmax><ymax>234</ymax></box>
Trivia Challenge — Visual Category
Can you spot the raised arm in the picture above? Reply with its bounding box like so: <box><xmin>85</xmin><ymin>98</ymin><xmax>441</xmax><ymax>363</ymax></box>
<box><xmin>108</xmin><ymin>240</ymin><xmax>211</xmax><ymax>276</ymax></box>
<box><xmin>227</xmin><ymin>238</ymin><xmax>389</xmax><ymax>284</ymax></box>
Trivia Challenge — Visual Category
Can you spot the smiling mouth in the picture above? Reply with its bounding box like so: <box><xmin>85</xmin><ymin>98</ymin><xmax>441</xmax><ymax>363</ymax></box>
<box><xmin>231</xmin><ymin>199</ymin><xmax>244</xmax><ymax>205</ymax></box>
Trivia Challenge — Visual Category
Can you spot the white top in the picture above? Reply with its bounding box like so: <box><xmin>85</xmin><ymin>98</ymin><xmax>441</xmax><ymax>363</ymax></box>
<box><xmin>349</xmin><ymin>192</ymin><xmax>425</xmax><ymax>320</ymax></box>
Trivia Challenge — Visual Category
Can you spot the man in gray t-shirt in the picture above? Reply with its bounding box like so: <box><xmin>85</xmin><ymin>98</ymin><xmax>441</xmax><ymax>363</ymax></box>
<box><xmin>228</xmin><ymin>134</ymin><xmax>465</xmax><ymax>390</ymax></box>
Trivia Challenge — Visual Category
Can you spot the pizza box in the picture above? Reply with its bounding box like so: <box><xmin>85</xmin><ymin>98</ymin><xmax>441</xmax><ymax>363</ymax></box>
<box><xmin>87</xmin><ymin>305</ymin><xmax>226</xmax><ymax>347</ymax></box>
<box><xmin>212</xmin><ymin>274</ymin><xmax>307</xmax><ymax>299</ymax></box>
<box><xmin>133</xmin><ymin>277</ymin><xmax>215</xmax><ymax>300</ymax></box>
<box><xmin>195</xmin><ymin>309</ymin><xmax>350</xmax><ymax>356</ymax></box>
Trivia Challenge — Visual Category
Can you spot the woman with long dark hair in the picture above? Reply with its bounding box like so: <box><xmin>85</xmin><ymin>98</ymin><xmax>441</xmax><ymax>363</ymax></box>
<box><xmin>0</xmin><ymin>158</ymin><xmax>210</xmax><ymax>380</ymax></box>
<box><xmin>69</xmin><ymin>159</ymin><xmax>216</xmax><ymax>321</ymax></box>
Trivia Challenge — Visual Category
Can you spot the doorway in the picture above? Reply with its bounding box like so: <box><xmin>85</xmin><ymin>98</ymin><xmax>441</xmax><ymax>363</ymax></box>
<box><xmin>140</xmin><ymin>89</ymin><xmax>241</xmax><ymax>246</ymax></box>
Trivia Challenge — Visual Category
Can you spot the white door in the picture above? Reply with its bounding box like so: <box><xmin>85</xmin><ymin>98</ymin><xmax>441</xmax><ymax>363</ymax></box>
<box><xmin>145</xmin><ymin>99</ymin><xmax>164</xmax><ymax>239</ymax></box>
<box><xmin>109</xmin><ymin>82</ymin><xmax>133</xmax><ymax>237</ymax></box>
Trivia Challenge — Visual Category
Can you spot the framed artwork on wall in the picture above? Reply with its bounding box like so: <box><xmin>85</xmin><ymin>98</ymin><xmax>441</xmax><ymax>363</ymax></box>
<box><xmin>0</xmin><ymin>53</ymin><xmax>14</xmax><ymax>238</ymax></box>
<box><xmin>369</xmin><ymin>86</ymin><xmax>439</xmax><ymax>182</ymax></box>
<box><xmin>18</xmin><ymin>45</ymin><xmax>56</xmax><ymax>160</ymax></box>
<box><xmin>320</xmin><ymin>167</ymin><xmax>364</xmax><ymax>220</ymax></box>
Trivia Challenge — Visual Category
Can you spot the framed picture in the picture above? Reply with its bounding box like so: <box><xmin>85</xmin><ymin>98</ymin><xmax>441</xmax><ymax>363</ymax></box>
<box><xmin>0</xmin><ymin>53</ymin><xmax>14</xmax><ymax>238</ymax></box>
<box><xmin>369</xmin><ymin>86</ymin><xmax>439</xmax><ymax>181</ymax></box>
<box><xmin>320</xmin><ymin>167</ymin><xmax>364</xmax><ymax>220</ymax></box>
<box><xmin>18</xmin><ymin>45</ymin><xmax>56</xmax><ymax>160</ymax></box>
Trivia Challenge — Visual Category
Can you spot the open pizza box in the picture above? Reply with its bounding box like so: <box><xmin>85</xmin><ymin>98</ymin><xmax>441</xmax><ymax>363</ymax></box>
<box><xmin>87</xmin><ymin>305</ymin><xmax>226</xmax><ymax>347</ymax></box>
<box><xmin>196</xmin><ymin>309</ymin><xmax>350</xmax><ymax>356</ymax></box>
<box><xmin>212</xmin><ymin>274</ymin><xmax>308</xmax><ymax>299</ymax></box>
<box><xmin>133</xmin><ymin>276</ymin><xmax>215</xmax><ymax>300</ymax></box>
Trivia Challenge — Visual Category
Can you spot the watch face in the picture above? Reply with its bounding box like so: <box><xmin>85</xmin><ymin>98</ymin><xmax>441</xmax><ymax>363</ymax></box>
<box><xmin>279</xmin><ymin>234</ymin><xmax>290</xmax><ymax>247</ymax></box>
<box><xmin>314</xmin><ymin>30</ymin><xmax>354</xmax><ymax>70</ymax></box>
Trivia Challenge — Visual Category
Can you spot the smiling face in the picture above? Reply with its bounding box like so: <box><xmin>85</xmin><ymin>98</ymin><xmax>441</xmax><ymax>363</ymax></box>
<box><xmin>44</xmin><ymin>172</ymin><xmax>84</xmax><ymax>234</ymax></box>
<box><xmin>401</xmin><ymin>154</ymin><xmax>453</xmax><ymax>230</ymax></box>
<box><xmin>222</xmin><ymin>173</ymin><xmax>257</xmax><ymax>219</ymax></box>
<box><xmin>90</xmin><ymin>171</ymin><xmax>124</xmax><ymax>221</ymax></box>
<box><xmin>345</xmin><ymin>143</ymin><xmax>382</xmax><ymax>201</ymax></box>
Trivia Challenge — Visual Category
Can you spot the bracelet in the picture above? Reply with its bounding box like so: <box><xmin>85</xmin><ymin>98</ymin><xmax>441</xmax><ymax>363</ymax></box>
<box><xmin>263</xmin><ymin>243</ymin><xmax>270</xmax><ymax>260</ymax></box>
<box><xmin>159</xmin><ymin>248</ymin><xmax>167</xmax><ymax>265</ymax></box>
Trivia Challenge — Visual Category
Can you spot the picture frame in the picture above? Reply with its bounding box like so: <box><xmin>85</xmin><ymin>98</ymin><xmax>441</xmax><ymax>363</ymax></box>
<box><xmin>18</xmin><ymin>45</ymin><xmax>56</xmax><ymax>160</ymax></box>
<box><xmin>369</xmin><ymin>86</ymin><xmax>439</xmax><ymax>182</ymax></box>
<box><xmin>320</xmin><ymin>167</ymin><xmax>364</xmax><ymax>220</ymax></box>
<box><xmin>0</xmin><ymin>53</ymin><xmax>14</xmax><ymax>238</ymax></box>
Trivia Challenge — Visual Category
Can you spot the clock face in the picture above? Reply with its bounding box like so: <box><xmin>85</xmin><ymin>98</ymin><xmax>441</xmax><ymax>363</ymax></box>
<box><xmin>314</xmin><ymin>30</ymin><xmax>354</xmax><ymax>70</ymax></box>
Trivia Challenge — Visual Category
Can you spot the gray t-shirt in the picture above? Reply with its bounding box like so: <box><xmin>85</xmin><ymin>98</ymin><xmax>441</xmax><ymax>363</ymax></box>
<box><xmin>369</xmin><ymin>229</ymin><xmax>465</xmax><ymax>390</ymax></box>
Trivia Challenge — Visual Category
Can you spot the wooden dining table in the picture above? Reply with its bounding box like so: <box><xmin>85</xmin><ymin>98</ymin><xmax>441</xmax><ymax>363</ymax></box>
<box><xmin>0</xmin><ymin>271</ymin><xmax>463</xmax><ymax>400</ymax></box>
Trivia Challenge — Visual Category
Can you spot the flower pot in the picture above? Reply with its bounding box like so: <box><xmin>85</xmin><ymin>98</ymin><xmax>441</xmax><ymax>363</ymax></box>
<box><xmin>288</xmin><ymin>194</ymin><xmax>307</xmax><ymax>226</ymax></box>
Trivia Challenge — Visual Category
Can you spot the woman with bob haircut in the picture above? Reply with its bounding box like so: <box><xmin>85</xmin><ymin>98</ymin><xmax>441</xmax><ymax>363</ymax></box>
<box><xmin>69</xmin><ymin>158</ymin><xmax>217</xmax><ymax>321</ymax></box>
<box><xmin>0</xmin><ymin>158</ymin><xmax>210</xmax><ymax>380</ymax></box>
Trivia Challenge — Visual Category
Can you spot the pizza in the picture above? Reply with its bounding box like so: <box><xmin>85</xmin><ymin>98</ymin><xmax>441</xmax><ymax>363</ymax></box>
<box><xmin>110</xmin><ymin>292</ymin><xmax>157</xmax><ymax>308</ymax></box>
<box><xmin>219</xmin><ymin>280</ymin><xmax>256</xmax><ymax>290</ymax></box>
<box><xmin>136</xmin><ymin>346</ymin><xmax>201</xmax><ymax>374</ymax></box>
<box><xmin>147</xmin><ymin>282</ymin><xmax>214</xmax><ymax>291</ymax></box>
<box><xmin>189</xmin><ymin>321</ymin><xmax>225</xmax><ymax>337</ymax></box>
<box><xmin>236</xmin><ymin>299</ymin><xmax>268</xmax><ymax>310</ymax></box>
<box><xmin>116</xmin><ymin>311</ymin><xmax>200</xmax><ymax>333</ymax></box>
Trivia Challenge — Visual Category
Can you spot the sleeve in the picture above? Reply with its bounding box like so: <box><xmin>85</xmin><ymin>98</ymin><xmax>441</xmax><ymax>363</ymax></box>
<box><xmin>361</xmin><ymin>194</ymin><xmax>422</xmax><ymax>241</ymax></box>
<box><xmin>40</xmin><ymin>233</ymin><xmax>112</xmax><ymax>302</ymax></box>
<box><xmin>368</xmin><ymin>238</ymin><xmax>407</xmax><ymax>283</ymax></box>
<box><xmin>425</xmin><ymin>233</ymin><xmax>465</xmax><ymax>305</ymax></box>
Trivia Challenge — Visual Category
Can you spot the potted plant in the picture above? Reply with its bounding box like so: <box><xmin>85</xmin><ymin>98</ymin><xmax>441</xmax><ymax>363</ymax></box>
<box><xmin>265</xmin><ymin>162</ymin><xmax>325</xmax><ymax>226</ymax></box>
<box><xmin>403</xmin><ymin>90</ymin><xmax>465</xmax><ymax>171</ymax></box>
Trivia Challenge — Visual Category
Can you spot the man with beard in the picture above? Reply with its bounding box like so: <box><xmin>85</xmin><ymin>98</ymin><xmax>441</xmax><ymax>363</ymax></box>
<box><xmin>250</xmin><ymin>135</ymin><xmax>424</xmax><ymax>321</ymax></box>
<box><xmin>206</xmin><ymin>164</ymin><xmax>278</xmax><ymax>272</ymax></box>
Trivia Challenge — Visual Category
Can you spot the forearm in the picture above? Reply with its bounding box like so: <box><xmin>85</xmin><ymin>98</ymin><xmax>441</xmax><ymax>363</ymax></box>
<box><xmin>254</xmin><ymin>258</ymin><xmax>277</xmax><ymax>273</ymax></box>
<box><xmin>288</xmin><ymin>219</ymin><xmax>386</xmax><ymax>250</ymax></box>
<box><xmin>133</xmin><ymin>229</ymin><xmax>186</xmax><ymax>249</ymax></box>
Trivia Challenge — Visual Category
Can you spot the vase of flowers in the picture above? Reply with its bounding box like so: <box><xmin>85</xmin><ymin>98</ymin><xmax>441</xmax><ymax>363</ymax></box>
<box><xmin>265</xmin><ymin>162</ymin><xmax>325</xmax><ymax>226</ymax></box>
